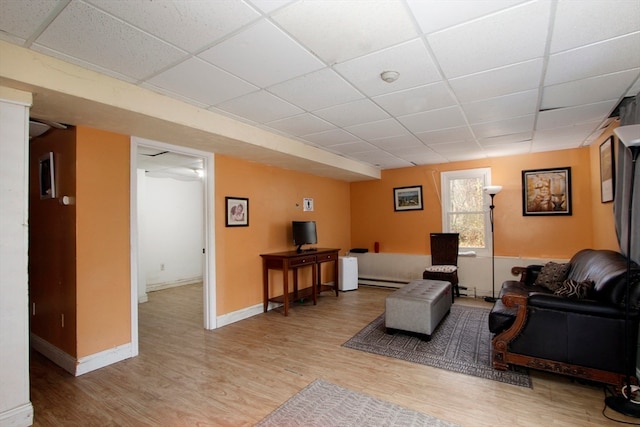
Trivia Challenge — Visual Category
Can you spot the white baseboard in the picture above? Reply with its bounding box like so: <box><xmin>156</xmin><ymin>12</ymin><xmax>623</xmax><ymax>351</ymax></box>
<box><xmin>76</xmin><ymin>343</ymin><xmax>133</xmax><ymax>376</ymax></box>
<box><xmin>30</xmin><ymin>333</ymin><xmax>133</xmax><ymax>376</ymax></box>
<box><xmin>146</xmin><ymin>277</ymin><xmax>201</xmax><ymax>293</ymax></box>
<box><xmin>0</xmin><ymin>403</ymin><xmax>33</xmax><ymax>427</ymax></box>
<box><xmin>216</xmin><ymin>302</ymin><xmax>286</xmax><ymax>327</ymax></box>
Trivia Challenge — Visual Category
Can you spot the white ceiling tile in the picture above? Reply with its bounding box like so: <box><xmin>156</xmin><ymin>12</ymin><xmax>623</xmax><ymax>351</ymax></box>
<box><xmin>449</xmin><ymin>59</ymin><xmax>544</xmax><ymax>103</ymax></box>
<box><xmin>533</xmin><ymin>121</ymin><xmax>602</xmax><ymax>149</ymax></box>
<box><xmin>215</xmin><ymin>90</ymin><xmax>303</xmax><ymax>123</ymax></box>
<box><xmin>373</xmin><ymin>82</ymin><xmax>456</xmax><ymax>116</ymax></box>
<box><xmin>463</xmin><ymin>89</ymin><xmax>538</xmax><ymax>124</ymax></box>
<box><xmin>483</xmin><ymin>141</ymin><xmax>532</xmax><ymax>157</ymax></box>
<box><xmin>627</xmin><ymin>76</ymin><xmax>640</xmax><ymax>97</ymax></box>
<box><xmin>430</xmin><ymin>140</ymin><xmax>482</xmax><ymax>154</ymax></box>
<box><xmin>407</xmin><ymin>0</ymin><xmax>528</xmax><ymax>34</ymax></box>
<box><xmin>272</xmin><ymin>0</ymin><xmax>417</xmax><ymax>64</ymax></box>
<box><xmin>34</xmin><ymin>1</ymin><xmax>186</xmax><ymax>80</ymax></box>
<box><xmin>542</xmin><ymin>69</ymin><xmax>640</xmax><ymax>109</ymax></box>
<box><xmin>266</xmin><ymin>113</ymin><xmax>334</xmax><ymax>136</ymax></box>
<box><xmin>198</xmin><ymin>20</ymin><xmax>325</xmax><ymax>87</ymax></box>
<box><xmin>537</xmin><ymin>101</ymin><xmax>618</xmax><ymax>130</ymax></box>
<box><xmin>471</xmin><ymin>115</ymin><xmax>535</xmax><ymax>139</ymax></box>
<box><xmin>369</xmin><ymin>134</ymin><xmax>423</xmax><ymax>151</ymax></box>
<box><xmin>334</xmin><ymin>39</ymin><xmax>441</xmax><ymax>97</ymax></box>
<box><xmin>313</xmin><ymin>99</ymin><xmax>389</xmax><ymax>128</ymax></box>
<box><xmin>146</xmin><ymin>57</ymin><xmax>257</xmax><ymax>106</ymax></box>
<box><xmin>249</xmin><ymin>1</ymin><xmax>295</xmax><ymax>14</ymax></box>
<box><xmin>478</xmin><ymin>132</ymin><xmax>533</xmax><ymax>146</ymax></box>
<box><xmin>427</xmin><ymin>1</ymin><xmax>551</xmax><ymax>78</ymax></box>
<box><xmin>545</xmin><ymin>32</ymin><xmax>640</xmax><ymax>86</ymax></box>
<box><xmin>398</xmin><ymin>106</ymin><xmax>467</xmax><ymax>134</ymax></box>
<box><xmin>268</xmin><ymin>68</ymin><xmax>363</xmax><ymax>111</ymax></box>
<box><xmin>401</xmin><ymin>150</ymin><xmax>448</xmax><ymax>165</ymax></box>
<box><xmin>345</xmin><ymin>118</ymin><xmax>407</xmax><ymax>140</ymax></box>
<box><xmin>550</xmin><ymin>0</ymin><xmax>640</xmax><ymax>54</ymax></box>
<box><xmin>326</xmin><ymin>141</ymin><xmax>375</xmax><ymax>155</ymax></box>
<box><xmin>415</xmin><ymin>126</ymin><xmax>476</xmax><ymax>145</ymax></box>
<box><xmin>0</xmin><ymin>0</ymin><xmax>59</xmax><ymax>41</ymax></box>
<box><xmin>301</xmin><ymin>129</ymin><xmax>361</xmax><ymax>147</ymax></box>
<box><xmin>350</xmin><ymin>151</ymin><xmax>411</xmax><ymax>169</ymax></box>
<box><xmin>443</xmin><ymin>152</ymin><xmax>488</xmax><ymax>162</ymax></box>
<box><xmin>86</xmin><ymin>0</ymin><xmax>260</xmax><ymax>52</ymax></box>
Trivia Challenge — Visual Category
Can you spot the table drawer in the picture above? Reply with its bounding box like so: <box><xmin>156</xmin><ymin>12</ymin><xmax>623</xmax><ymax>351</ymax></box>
<box><xmin>316</xmin><ymin>252</ymin><xmax>337</xmax><ymax>263</ymax></box>
<box><xmin>289</xmin><ymin>255</ymin><xmax>316</xmax><ymax>267</ymax></box>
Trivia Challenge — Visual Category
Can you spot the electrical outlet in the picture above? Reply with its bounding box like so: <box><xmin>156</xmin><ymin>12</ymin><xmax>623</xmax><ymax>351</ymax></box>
<box><xmin>160</xmin><ymin>263</ymin><xmax>165</xmax><ymax>271</ymax></box>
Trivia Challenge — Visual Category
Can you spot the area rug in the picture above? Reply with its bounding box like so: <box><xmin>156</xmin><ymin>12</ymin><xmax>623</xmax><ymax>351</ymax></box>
<box><xmin>255</xmin><ymin>379</ymin><xmax>459</xmax><ymax>427</ymax></box>
<box><xmin>343</xmin><ymin>305</ymin><xmax>532</xmax><ymax>388</ymax></box>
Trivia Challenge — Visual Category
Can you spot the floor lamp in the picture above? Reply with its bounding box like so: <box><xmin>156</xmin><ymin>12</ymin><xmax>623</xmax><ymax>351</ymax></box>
<box><xmin>483</xmin><ymin>185</ymin><xmax>502</xmax><ymax>303</ymax></box>
<box><xmin>606</xmin><ymin>124</ymin><xmax>640</xmax><ymax>418</ymax></box>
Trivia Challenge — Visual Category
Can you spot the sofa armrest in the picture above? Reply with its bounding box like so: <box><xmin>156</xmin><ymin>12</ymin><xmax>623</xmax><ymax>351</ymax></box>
<box><xmin>511</xmin><ymin>265</ymin><xmax>543</xmax><ymax>286</ymax></box>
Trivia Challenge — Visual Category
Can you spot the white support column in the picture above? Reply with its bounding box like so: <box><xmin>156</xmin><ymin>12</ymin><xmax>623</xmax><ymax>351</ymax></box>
<box><xmin>0</xmin><ymin>87</ymin><xmax>34</xmax><ymax>426</ymax></box>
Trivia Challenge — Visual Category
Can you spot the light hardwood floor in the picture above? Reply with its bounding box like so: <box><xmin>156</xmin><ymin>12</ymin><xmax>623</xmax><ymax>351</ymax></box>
<box><xmin>30</xmin><ymin>284</ymin><xmax>636</xmax><ymax>426</ymax></box>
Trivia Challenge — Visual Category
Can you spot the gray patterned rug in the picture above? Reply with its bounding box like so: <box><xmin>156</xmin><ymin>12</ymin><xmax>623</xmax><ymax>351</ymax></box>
<box><xmin>255</xmin><ymin>379</ymin><xmax>459</xmax><ymax>427</ymax></box>
<box><xmin>343</xmin><ymin>305</ymin><xmax>532</xmax><ymax>388</ymax></box>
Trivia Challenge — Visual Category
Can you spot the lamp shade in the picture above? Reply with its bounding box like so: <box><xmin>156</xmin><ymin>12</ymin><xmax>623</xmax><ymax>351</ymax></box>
<box><xmin>484</xmin><ymin>185</ymin><xmax>503</xmax><ymax>195</ymax></box>
<box><xmin>615</xmin><ymin>124</ymin><xmax>640</xmax><ymax>147</ymax></box>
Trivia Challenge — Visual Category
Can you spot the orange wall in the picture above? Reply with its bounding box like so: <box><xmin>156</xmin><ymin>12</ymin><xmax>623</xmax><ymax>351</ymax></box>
<box><xmin>351</xmin><ymin>146</ymin><xmax>608</xmax><ymax>259</ymax></box>
<box><xmin>215</xmin><ymin>155</ymin><xmax>351</xmax><ymax>315</ymax></box>
<box><xmin>76</xmin><ymin>126</ymin><xmax>131</xmax><ymax>357</ymax></box>
<box><xmin>29</xmin><ymin>127</ymin><xmax>77</xmax><ymax>356</ymax></box>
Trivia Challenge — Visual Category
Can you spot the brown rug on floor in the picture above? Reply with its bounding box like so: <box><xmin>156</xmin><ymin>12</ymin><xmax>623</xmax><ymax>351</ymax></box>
<box><xmin>255</xmin><ymin>379</ymin><xmax>460</xmax><ymax>427</ymax></box>
<box><xmin>343</xmin><ymin>305</ymin><xmax>532</xmax><ymax>388</ymax></box>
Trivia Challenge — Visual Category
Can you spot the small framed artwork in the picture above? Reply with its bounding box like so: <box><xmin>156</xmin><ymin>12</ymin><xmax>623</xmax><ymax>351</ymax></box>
<box><xmin>394</xmin><ymin>185</ymin><xmax>423</xmax><ymax>211</ymax></box>
<box><xmin>522</xmin><ymin>167</ymin><xmax>572</xmax><ymax>216</ymax></box>
<box><xmin>225</xmin><ymin>197</ymin><xmax>248</xmax><ymax>227</ymax></box>
<box><xmin>303</xmin><ymin>198</ymin><xmax>314</xmax><ymax>212</ymax></box>
<box><xmin>600</xmin><ymin>136</ymin><xmax>615</xmax><ymax>203</ymax></box>
<box><xmin>39</xmin><ymin>152</ymin><xmax>56</xmax><ymax>199</ymax></box>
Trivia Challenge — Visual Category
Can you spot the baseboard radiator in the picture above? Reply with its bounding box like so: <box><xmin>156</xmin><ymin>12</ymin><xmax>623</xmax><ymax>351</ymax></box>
<box><xmin>349</xmin><ymin>252</ymin><xmax>429</xmax><ymax>289</ymax></box>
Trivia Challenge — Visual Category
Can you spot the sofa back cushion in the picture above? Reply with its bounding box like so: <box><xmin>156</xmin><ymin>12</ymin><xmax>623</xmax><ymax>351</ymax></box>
<box><xmin>568</xmin><ymin>249</ymin><xmax>640</xmax><ymax>305</ymax></box>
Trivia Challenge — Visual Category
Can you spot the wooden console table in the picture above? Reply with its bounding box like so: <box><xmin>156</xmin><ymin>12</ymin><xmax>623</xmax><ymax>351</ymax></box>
<box><xmin>260</xmin><ymin>248</ymin><xmax>340</xmax><ymax>316</ymax></box>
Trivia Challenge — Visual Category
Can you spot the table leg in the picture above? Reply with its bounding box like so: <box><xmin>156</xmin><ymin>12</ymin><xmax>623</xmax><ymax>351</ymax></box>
<box><xmin>312</xmin><ymin>264</ymin><xmax>317</xmax><ymax>305</ymax></box>
<box><xmin>262</xmin><ymin>260</ymin><xmax>269</xmax><ymax>313</ymax></box>
<box><xmin>283</xmin><ymin>263</ymin><xmax>289</xmax><ymax>316</ymax></box>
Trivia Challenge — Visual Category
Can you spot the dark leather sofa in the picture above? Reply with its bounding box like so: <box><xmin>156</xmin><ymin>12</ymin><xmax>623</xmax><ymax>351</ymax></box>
<box><xmin>489</xmin><ymin>249</ymin><xmax>640</xmax><ymax>387</ymax></box>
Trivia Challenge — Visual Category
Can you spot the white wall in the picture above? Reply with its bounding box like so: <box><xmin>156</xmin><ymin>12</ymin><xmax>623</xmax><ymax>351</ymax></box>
<box><xmin>0</xmin><ymin>89</ymin><xmax>34</xmax><ymax>426</ymax></box>
<box><xmin>139</xmin><ymin>172</ymin><xmax>204</xmax><ymax>292</ymax></box>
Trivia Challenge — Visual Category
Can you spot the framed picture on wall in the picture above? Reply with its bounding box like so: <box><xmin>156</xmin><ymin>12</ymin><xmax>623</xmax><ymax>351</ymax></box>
<box><xmin>394</xmin><ymin>185</ymin><xmax>423</xmax><ymax>211</ymax></box>
<box><xmin>522</xmin><ymin>167</ymin><xmax>572</xmax><ymax>216</ymax></box>
<box><xmin>39</xmin><ymin>152</ymin><xmax>56</xmax><ymax>199</ymax></box>
<box><xmin>225</xmin><ymin>196</ymin><xmax>248</xmax><ymax>227</ymax></box>
<box><xmin>599</xmin><ymin>136</ymin><xmax>615</xmax><ymax>203</ymax></box>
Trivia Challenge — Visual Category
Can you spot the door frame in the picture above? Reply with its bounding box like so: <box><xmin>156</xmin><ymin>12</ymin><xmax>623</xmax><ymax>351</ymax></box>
<box><xmin>129</xmin><ymin>137</ymin><xmax>216</xmax><ymax>356</ymax></box>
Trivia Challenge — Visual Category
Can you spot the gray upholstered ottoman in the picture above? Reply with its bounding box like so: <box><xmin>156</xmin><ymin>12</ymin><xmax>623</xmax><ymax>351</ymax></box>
<box><xmin>385</xmin><ymin>279</ymin><xmax>452</xmax><ymax>340</ymax></box>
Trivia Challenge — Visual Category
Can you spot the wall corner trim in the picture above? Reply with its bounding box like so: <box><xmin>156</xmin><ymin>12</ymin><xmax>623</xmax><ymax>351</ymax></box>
<box><xmin>30</xmin><ymin>333</ymin><xmax>134</xmax><ymax>377</ymax></box>
<box><xmin>0</xmin><ymin>402</ymin><xmax>34</xmax><ymax>427</ymax></box>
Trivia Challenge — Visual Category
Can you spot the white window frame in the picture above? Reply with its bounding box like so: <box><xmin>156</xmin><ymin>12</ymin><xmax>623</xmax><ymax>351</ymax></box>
<box><xmin>441</xmin><ymin>168</ymin><xmax>492</xmax><ymax>256</ymax></box>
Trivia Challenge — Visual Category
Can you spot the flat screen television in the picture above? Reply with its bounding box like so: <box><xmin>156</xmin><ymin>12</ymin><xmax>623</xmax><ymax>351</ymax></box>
<box><xmin>292</xmin><ymin>221</ymin><xmax>317</xmax><ymax>252</ymax></box>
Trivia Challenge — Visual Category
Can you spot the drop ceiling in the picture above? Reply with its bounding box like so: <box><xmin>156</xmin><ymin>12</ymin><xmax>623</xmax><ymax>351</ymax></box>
<box><xmin>1</xmin><ymin>0</ymin><xmax>639</xmax><ymax>178</ymax></box>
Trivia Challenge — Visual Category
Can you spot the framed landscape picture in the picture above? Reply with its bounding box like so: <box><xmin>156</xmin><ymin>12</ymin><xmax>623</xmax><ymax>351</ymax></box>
<box><xmin>394</xmin><ymin>185</ymin><xmax>423</xmax><ymax>211</ymax></box>
<box><xmin>522</xmin><ymin>167</ymin><xmax>572</xmax><ymax>216</ymax></box>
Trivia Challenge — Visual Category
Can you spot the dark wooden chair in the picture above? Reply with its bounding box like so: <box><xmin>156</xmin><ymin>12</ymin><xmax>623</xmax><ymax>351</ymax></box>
<box><xmin>423</xmin><ymin>233</ymin><xmax>460</xmax><ymax>303</ymax></box>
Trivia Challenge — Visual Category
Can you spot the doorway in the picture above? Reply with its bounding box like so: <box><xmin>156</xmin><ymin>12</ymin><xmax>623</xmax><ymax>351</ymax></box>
<box><xmin>130</xmin><ymin>137</ymin><xmax>216</xmax><ymax>357</ymax></box>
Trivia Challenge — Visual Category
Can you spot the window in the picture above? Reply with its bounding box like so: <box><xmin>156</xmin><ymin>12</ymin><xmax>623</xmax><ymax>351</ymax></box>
<box><xmin>441</xmin><ymin>168</ymin><xmax>492</xmax><ymax>254</ymax></box>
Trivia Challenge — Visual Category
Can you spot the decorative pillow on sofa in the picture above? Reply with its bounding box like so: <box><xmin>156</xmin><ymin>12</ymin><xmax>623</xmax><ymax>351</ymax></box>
<box><xmin>534</xmin><ymin>262</ymin><xmax>570</xmax><ymax>291</ymax></box>
<box><xmin>554</xmin><ymin>279</ymin><xmax>594</xmax><ymax>299</ymax></box>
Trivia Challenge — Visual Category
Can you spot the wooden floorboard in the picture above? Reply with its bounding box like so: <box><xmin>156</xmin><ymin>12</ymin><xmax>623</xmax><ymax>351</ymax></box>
<box><xmin>29</xmin><ymin>284</ymin><xmax>636</xmax><ymax>426</ymax></box>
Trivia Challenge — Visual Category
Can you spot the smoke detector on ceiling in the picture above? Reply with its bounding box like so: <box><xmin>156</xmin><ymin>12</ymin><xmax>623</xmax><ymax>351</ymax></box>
<box><xmin>380</xmin><ymin>70</ymin><xmax>400</xmax><ymax>83</ymax></box>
